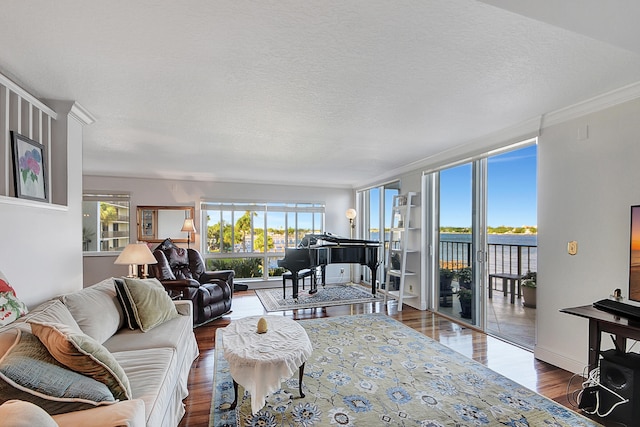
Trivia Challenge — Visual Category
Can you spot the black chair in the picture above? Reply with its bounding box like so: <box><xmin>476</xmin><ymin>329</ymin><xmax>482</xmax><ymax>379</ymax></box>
<box><xmin>148</xmin><ymin>239</ymin><xmax>234</xmax><ymax>326</ymax></box>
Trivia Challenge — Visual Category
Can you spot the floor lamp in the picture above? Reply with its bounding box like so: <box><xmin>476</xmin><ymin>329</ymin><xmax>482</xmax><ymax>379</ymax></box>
<box><xmin>181</xmin><ymin>218</ymin><xmax>197</xmax><ymax>249</ymax></box>
<box><xmin>345</xmin><ymin>208</ymin><xmax>357</xmax><ymax>283</ymax></box>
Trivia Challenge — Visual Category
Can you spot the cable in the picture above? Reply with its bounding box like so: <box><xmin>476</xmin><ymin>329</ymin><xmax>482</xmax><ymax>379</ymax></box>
<box><xmin>578</xmin><ymin>365</ymin><xmax>629</xmax><ymax>418</ymax></box>
<box><xmin>566</xmin><ymin>366</ymin><xmax>591</xmax><ymax>408</ymax></box>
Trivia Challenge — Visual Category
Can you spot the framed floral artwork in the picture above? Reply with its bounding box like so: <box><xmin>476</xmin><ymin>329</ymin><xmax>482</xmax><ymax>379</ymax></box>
<box><xmin>11</xmin><ymin>131</ymin><xmax>48</xmax><ymax>202</ymax></box>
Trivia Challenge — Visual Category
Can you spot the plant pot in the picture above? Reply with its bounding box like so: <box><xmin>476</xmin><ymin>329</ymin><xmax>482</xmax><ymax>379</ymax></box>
<box><xmin>459</xmin><ymin>299</ymin><xmax>472</xmax><ymax>318</ymax></box>
<box><xmin>522</xmin><ymin>286</ymin><xmax>536</xmax><ymax>308</ymax></box>
<box><xmin>439</xmin><ymin>275</ymin><xmax>453</xmax><ymax>307</ymax></box>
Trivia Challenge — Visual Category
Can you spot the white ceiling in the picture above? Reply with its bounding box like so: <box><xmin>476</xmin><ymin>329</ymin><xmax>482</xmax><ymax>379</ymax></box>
<box><xmin>1</xmin><ymin>1</ymin><xmax>640</xmax><ymax>188</ymax></box>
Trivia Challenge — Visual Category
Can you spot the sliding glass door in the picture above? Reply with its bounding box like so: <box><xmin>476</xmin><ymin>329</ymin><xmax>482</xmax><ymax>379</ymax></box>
<box><xmin>437</xmin><ymin>162</ymin><xmax>484</xmax><ymax>326</ymax></box>
<box><xmin>427</xmin><ymin>141</ymin><xmax>537</xmax><ymax>347</ymax></box>
<box><xmin>485</xmin><ymin>145</ymin><xmax>537</xmax><ymax>349</ymax></box>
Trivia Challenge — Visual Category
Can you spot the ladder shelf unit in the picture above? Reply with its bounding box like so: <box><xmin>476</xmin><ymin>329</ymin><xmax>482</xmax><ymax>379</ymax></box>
<box><xmin>385</xmin><ymin>192</ymin><xmax>419</xmax><ymax>311</ymax></box>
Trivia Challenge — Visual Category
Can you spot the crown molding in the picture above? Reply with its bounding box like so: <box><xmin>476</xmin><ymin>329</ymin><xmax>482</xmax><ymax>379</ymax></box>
<box><xmin>69</xmin><ymin>102</ymin><xmax>96</xmax><ymax>125</ymax></box>
<box><xmin>543</xmin><ymin>80</ymin><xmax>640</xmax><ymax>128</ymax></box>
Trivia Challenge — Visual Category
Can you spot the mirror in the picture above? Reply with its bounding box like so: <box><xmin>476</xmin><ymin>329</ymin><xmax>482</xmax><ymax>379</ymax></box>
<box><xmin>137</xmin><ymin>206</ymin><xmax>195</xmax><ymax>243</ymax></box>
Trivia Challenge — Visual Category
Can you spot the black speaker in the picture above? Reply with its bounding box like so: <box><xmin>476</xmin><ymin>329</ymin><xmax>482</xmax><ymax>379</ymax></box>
<box><xmin>599</xmin><ymin>350</ymin><xmax>640</xmax><ymax>425</ymax></box>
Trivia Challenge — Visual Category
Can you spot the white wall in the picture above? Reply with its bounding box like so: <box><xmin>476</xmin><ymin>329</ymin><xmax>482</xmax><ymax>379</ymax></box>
<box><xmin>0</xmin><ymin>102</ymin><xmax>86</xmax><ymax>308</ymax></box>
<box><xmin>535</xmin><ymin>98</ymin><xmax>640</xmax><ymax>372</ymax></box>
<box><xmin>82</xmin><ymin>175</ymin><xmax>353</xmax><ymax>286</ymax></box>
<box><xmin>353</xmin><ymin>91</ymin><xmax>640</xmax><ymax>373</ymax></box>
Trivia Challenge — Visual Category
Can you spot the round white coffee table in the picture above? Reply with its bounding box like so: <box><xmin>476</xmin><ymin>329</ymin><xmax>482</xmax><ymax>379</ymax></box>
<box><xmin>220</xmin><ymin>315</ymin><xmax>313</xmax><ymax>414</ymax></box>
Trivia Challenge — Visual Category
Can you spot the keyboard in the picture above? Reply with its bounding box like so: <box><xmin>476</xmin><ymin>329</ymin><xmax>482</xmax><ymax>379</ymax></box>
<box><xmin>593</xmin><ymin>298</ymin><xmax>640</xmax><ymax>320</ymax></box>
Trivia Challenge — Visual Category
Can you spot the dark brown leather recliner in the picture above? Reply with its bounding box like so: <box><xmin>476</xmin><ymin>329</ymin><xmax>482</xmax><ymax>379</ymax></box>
<box><xmin>148</xmin><ymin>239</ymin><xmax>234</xmax><ymax>326</ymax></box>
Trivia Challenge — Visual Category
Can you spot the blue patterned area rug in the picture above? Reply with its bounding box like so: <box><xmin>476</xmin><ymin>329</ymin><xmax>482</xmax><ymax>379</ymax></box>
<box><xmin>210</xmin><ymin>314</ymin><xmax>598</xmax><ymax>427</ymax></box>
<box><xmin>255</xmin><ymin>284</ymin><xmax>383</xmax><ymax>312</ymax></box>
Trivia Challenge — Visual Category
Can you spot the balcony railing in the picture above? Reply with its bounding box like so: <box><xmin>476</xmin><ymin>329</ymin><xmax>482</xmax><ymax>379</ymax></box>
<box><xmin>101</xmin><ymin>231</ymin><xmax>129</xmax><ymax>239</ymax></box>
<box><xmin>440</xmin><ymin>240</ymin><xmax>537</xmax><ymax>276</ymax></box>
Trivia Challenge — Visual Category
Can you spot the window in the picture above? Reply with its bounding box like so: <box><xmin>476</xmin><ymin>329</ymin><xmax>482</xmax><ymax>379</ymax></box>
<box><xmin>201</xmin><ymin>202</ymin><xmax>325</xmax><ymax>280</ymax></box>
<box><xmin>82</xmin><ymin>193</ymin><xmax>131</xmax><ymax>252</ymax></box>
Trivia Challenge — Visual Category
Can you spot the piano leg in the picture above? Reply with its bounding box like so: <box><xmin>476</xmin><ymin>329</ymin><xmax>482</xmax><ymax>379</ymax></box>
<box><xmin>369</xmin><ymin>264</ymin><xmax>377</xmax><ymax>295</ymax></box>
<box><xmin>291</xmin><ymin>270</ymin><xmax>299</xmax><ymax>299</ymax></box>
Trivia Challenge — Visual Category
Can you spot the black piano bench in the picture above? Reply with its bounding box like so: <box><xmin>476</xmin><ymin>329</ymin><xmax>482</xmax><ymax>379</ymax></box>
<box><xmin>282</xmin><ymin>269</ymin><xmax>312</xmax><ymax>298</ymax></box>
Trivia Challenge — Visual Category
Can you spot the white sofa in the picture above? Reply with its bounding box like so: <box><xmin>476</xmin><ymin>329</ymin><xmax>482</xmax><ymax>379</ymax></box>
<box><xmin>0</xmin><ymin>277</ymin><xmax>199</xmax><ymax>427</ymax></box>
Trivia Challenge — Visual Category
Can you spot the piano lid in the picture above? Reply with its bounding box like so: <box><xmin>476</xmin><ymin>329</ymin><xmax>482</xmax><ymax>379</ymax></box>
<box><xmin>299</xmin><ymin>233</ymin><xmax>379</xmax><ymax>248</ymax></box>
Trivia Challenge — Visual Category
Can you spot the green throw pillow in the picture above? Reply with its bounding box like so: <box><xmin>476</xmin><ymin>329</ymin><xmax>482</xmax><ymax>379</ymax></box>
<box><xmin>0</xmin><ymin>329</ymin><xmax>116</xmax><ymax>415</ymax></box>
<box><xmin>119</xmin><ymin>277</ymin><xmax>179</xmax><ymax>332</ymax></box>
<box><xmin>29</xmin><ymin>320</ymin><xmax>132</xmax><ymax>401</ymax></box>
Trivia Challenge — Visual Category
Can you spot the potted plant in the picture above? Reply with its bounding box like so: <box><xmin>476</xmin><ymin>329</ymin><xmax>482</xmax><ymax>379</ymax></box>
<box><xmin>521</xmin><ymin>271</ymin><xmax>536</xmax><ymax>308</ymax></box>
<box><xmin>439</xmin><ymin>268</ymin><xmax>455</xmax><ymax>307</ymax></box>
<box><xmin>440</xmin><ymin>268</ymin><xmax>454</xmax><ymax>287</ymax></box>
<box><xmin>458</xmin><ymin>287</ymin><xmax>472</xmax><ymax>318</ymax></box>
<box><xmin>456</xmin><ymin>267</ymin><xmax>473</xmax><ymax>289</ymax></box>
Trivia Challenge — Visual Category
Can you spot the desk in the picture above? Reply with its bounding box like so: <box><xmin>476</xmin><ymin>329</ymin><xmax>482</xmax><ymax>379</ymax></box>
<box><xmin>220</xmin><ymin>315</ymin><xmax>313</xmax><ymax>414</ymax></box>
<box><xmin>561</xmin><ymin>304</ymin><xmax>640</xmax><ymax>370</ymax></box>
<box><xmin>488</xmin><ymin>273</ymin><xmax>522</xmax><ymax>304</ymax></box>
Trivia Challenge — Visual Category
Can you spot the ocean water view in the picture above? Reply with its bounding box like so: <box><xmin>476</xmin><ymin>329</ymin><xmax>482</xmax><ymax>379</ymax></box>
<box><xmin>371</xmin><ymin>231</ymin><xmax>537</xmax><ymax>274</ymax></box>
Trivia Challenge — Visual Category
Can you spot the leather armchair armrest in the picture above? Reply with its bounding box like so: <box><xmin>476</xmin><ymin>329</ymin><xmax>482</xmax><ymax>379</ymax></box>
<box><xmin>160</xmin><ymin>279</ymin><xmax>200</xmax><ymax>291</ymax></box>
<box><xmin>160</xmin><ymin>279</ymin><xmax>200</xmax><ymax>301</ymax></box>
<box><xmin>200</xmin><ymin>270</ymin><xmax>234</xmax><ymax>286</ymax></box>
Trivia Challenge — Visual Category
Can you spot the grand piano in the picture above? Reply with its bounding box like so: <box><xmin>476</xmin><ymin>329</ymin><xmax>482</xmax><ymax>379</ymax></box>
<box><xmin>277</xmin><ymin>233</ymin><xmax>380</xmax><ymax>299</ymax></box>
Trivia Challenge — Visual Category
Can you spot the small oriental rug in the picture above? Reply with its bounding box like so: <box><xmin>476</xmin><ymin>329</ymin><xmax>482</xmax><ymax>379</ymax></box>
<box><xmin>210</xmin><ymin>314</ymin><xmax>599</xmax><ymax>427</ymax></box>
<box><xmin>255</xmin><ymin>284</ymin><xmax>383</xmax><ymax>312</ymax></box>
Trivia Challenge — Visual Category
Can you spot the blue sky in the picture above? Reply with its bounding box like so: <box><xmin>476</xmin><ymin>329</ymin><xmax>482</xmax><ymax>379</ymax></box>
<box><xmin>369</xmin><ymin>144</ymin><xmax>537</xmax><ymax>229</ymax></box>
<box><xmin>440</xmin><ymin>144</ymin><xmax>537</xmax><ymax>227</ymax></box>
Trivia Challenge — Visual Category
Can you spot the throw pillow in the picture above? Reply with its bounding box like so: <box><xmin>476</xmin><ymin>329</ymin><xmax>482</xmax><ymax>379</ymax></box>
<box><xmin>29</xmin><ymin>321</ymin><xmax>132</xmax><ymax>401</ymax></box>
<box><xmin>114</xmin><ymin>278</ymin><xmax>139</xmax><ymax>330</ymax></box>
<box><xmin>0</xmin><ymin>329</ymin><xmax>116</xmax><ymax>414</ymax></box>
<box><xmin>0</xmin><ymin>271</ymin><xmax>28</xmax><ymax>326</ymax></box>
<box><xmin>118</xmin><ymin>277</ymin><xmax>179</xmax><ymax>332</ymax></box>
<box><xmin>0</xmin><ymin>399</ymin><xmax>59</xmax><ymax>427</ymax></box>
<box><xmin>60</xmin><ymin>278</ymin><xmax>124</xmax><ymax>344</ymax></box>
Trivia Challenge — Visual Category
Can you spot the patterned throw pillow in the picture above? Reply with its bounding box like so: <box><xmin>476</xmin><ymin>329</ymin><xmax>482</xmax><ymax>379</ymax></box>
<box><xmin>0</xmin><ymin>271</ymin><xmax>28</xmax><ymax>326</ymax></box>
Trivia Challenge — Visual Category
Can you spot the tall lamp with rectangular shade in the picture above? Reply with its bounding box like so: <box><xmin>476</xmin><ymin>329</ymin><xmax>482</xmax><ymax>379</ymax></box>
<box><xmin>181</xmin><ymin>218</ymin><xmax>197</xmax><ymax>249</ymax></box>
<box><xmin>114</xmin><ymin>243</ymin><xmax>157</xmax><ymax>278</ymax></box>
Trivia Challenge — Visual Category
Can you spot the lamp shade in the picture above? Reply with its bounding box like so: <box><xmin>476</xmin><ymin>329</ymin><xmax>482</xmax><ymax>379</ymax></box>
<box><xmin>345</xmin><ymin>208</ymin><xmax>357</xmax><ymax>220</ymax></box>
<box><xmin>181</xmin><ymin>218</ymin><xmax>197</xmax><ymax>233</ymax></box>
<box><xmin>114</xmin><ymin>243</ymin><xmax>157</xmax><ymax>265</ymax></box>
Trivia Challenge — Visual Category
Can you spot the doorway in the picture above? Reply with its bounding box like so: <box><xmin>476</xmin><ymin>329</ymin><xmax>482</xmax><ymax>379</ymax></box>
<box><xmin>429</xmin><ymin>142</ymin><xmax>537</xmax><ymax>349</ymax></box>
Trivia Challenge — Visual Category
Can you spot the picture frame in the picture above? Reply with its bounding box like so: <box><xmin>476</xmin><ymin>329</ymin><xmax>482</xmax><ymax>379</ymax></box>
<box><xmin>11</xmin><ymin>131</ymin><xmax>48</xmax><ymax>202</ymax></box>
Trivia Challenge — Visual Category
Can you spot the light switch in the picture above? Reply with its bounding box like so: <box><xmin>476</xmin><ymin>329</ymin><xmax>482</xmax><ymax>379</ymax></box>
<box><xmin>568</xmin><ymin>241</ymin><xmax>578</xmax><ymax>255</ymax></box>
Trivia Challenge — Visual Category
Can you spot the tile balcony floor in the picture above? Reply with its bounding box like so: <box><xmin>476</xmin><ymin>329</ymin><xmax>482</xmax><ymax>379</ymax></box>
<box><xmin>439</xmin><ymin>282</ymin><xmax>536</xmax><ymax>350</ymax></box>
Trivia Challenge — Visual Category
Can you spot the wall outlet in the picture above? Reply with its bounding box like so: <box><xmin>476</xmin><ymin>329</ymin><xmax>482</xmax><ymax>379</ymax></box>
<box><xmin>340</xmin><ymin>268</ymin><xmax>345</xmax><ymax>274</ymax></box>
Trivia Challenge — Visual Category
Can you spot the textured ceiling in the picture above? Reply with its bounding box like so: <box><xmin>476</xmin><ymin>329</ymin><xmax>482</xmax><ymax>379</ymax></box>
<box><xmin>1</xmin><ymin>1</ymin><xmax>639</xmax><ymax>187</ymax></box>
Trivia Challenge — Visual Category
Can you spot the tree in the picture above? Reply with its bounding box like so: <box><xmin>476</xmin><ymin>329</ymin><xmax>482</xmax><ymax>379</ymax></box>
<box><xmin>100</xmin><ymin>203</ymin><xmax>117</xmax><ymax>223</ymax></box>
<box><xmin>207</xmin><ymin>221</ymin><xmax>236</xmax><ymax>252</ymax></box>
<box><xmin>235</xmin><ymin>211</ymin><xmax>256</xmax><ymax>252</ymax></box>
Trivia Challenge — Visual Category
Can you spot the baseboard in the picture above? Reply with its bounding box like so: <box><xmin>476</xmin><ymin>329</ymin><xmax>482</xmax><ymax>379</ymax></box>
<box><xmin>534</xmin><ymin>344</ymin><xmax>587</xmax><ymax>375</ymax></box>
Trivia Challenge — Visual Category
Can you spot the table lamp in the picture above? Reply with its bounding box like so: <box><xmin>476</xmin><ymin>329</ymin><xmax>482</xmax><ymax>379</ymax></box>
<box><xmin>114</xmin><ymin>243</ymin><xmax>157</xmax><ymax>278</ymax></box>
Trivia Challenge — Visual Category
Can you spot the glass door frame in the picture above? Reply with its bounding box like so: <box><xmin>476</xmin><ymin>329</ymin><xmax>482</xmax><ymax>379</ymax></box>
<box><xmin>357</xmin><ymin>181</ymin><xmax>400</xmax><ymax>291</ymax></box>
<box><xmin>424</xmin><ymin>159</ymin><xmax>488</xmax><ymax>329</ymax></box>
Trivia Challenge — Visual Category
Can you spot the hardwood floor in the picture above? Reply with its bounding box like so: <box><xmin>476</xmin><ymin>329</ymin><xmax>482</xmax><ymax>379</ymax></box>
<box><xmin>178</xmin><ymin>289</ymin><xmax>609</xmax><ymax>427</ymax></box>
